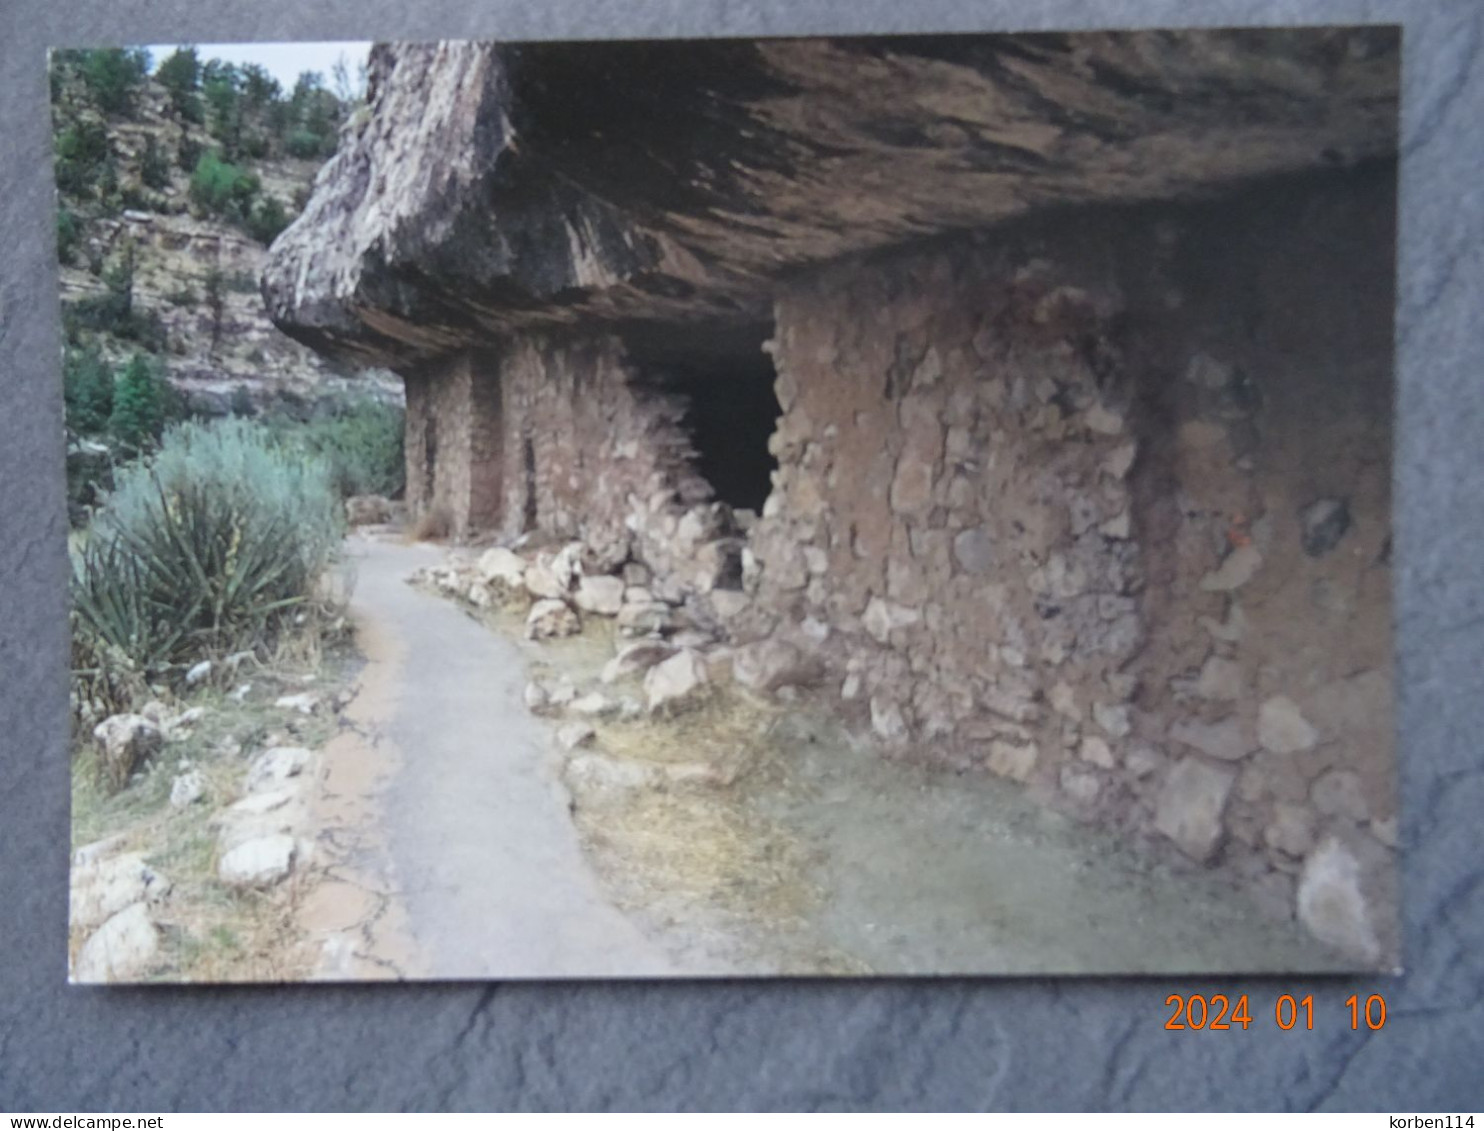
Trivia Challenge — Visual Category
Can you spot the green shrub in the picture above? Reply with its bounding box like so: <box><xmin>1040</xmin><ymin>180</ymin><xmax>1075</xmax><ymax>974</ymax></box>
<box><xmin>155</xmin><ymin>47</ymin><xmax>201</xmax><ymax>120</ymax></box>
<box><xmin>63</xmin><ymin>346</ymin><xmax>115</xmax><ymax>435</ymax></box>
<box><xmin>246</xmin><ymin>195</ymin><xmax>289</xmax><ymax>246</ymax></box>
<box><xmin>188</xmin><ymin>150</ymin><xmax>259</xmax><ymax>221</ymax></box>
<box><xmin>53</xmin><ymin>117</ymin><xmax>111</xmax><ymax>197</ymax></box>
<box><xmin>77</xmin><ymin>48</ymin><xmax>151</xmax><ymax>117</ymax></box>
<box><xmin>139</xmin><ymin>134</ymin><xmax>171</xmax><ymax>190</ymax></box>
<box><xmin>272</xmin><ymin>398</ymin><xmax>405</xmax><ymax>498</ymax></box>
<box><xmin>108</xmin><ymin>353</ymin><xmax>180</xmax><ymax>450</ymax></box>
<box><xmin>71</xmin><ymin>417</ymin><xmax>344</xmax><ymax>695</ymax></box>
<box><xmin>56</xmin><ymin>206</ymin><xmax>82</xmax><ymax>264</ymax></box>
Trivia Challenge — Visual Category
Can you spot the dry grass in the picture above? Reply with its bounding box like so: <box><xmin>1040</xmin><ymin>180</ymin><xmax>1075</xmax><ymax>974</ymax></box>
<box><xmin>69</xmin><ymin>653</ymin><xmax>344</xmax><ymax>983</ymax></box>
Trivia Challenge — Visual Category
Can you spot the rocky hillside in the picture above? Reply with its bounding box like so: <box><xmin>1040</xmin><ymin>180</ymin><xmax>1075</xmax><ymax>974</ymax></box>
<box><xmin>51</xmin><ymin>47</ymin><xmax>400</xmax><ymax>418</ymax></box>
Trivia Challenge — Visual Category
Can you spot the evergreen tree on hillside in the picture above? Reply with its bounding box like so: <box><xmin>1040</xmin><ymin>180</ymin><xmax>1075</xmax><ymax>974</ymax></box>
<box><xmin>109</xmin><ymin>353</ymin><xmax>175</xmax><ymax>449</ymax></box>
<box><xmin>155</xmin><ymin>46</ymin><xmax>204</xmax><ymax>124</ymax></box>
<box><xmin>74</xmin><ymin>48</ymin><xmax>152</xmax><ymax>117</ymax></box>
<box><xmin>63</xmin><ymin>346</ymin><xmax>115</xmax><ymax>435</ymax></box>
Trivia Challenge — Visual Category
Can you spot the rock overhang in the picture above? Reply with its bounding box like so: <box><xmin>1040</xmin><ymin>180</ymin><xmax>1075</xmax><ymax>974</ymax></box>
<box><xmin>262</xmin><ymin>27</ymin><xmax>1400</xmax><ymax>372</ymax></box>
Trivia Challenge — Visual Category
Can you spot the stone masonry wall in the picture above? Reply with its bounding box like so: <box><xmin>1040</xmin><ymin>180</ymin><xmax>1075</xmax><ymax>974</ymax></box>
<box><xmin>739</xmin><ymin>167</ymin><xmax>1396</xmax><ymax>962</ymax></box>
<box><xmin>400</xmin><ymin>167</ymin><xmax>1397</xmax><ymax>963</ymax></box>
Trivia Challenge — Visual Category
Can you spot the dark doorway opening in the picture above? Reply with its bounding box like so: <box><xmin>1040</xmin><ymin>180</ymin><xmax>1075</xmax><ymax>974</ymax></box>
<box><xmin>623</xmin><ymin>321</ymin><xmax>780</xmax><ymax>513</ymax></box>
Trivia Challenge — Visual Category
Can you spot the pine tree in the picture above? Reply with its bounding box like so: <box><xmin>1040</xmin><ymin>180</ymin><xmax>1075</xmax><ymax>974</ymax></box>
<box><xmin>109</xmin><ymin>353</ymin><xmax>166</xmax><ymax>449</ymax></box>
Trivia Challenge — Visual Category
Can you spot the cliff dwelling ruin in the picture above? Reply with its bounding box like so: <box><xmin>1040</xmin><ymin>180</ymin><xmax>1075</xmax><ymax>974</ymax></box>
<box><xmin>265</xmin><ymin>29</ymin><xmax>1401</xmax><ymax>966</ymax></box>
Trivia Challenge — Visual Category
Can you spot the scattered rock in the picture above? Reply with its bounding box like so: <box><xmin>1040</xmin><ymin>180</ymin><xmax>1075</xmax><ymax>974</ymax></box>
<box><xmin>526</xmin><ymin>598</ymin><xmax>581</xmax><ymax>640</ymax></box>
<box><xmin>185</xmin><ymin>660</ymin><xmax>213</xmax><ymax>686</ymax></box>
<box><xmin>218</xmin><ymin>834</ymin><xmax>296</xmax><ymax>888</ymax></box>
<box><xmin>731</xmin><ymin>639</ymin><xmax>825</xmax><ymax>696</ymax></box>
<box><xmin>564</xmin><ymin>751</ymin><xmax>658</xmax><ymax>795</ymax></box>
<box><xmin>1092</xmin><ymin>701</ymin><xmax>1132</xmax><ymax>737</ymax></box>
<box><xmin>477</xmin><ymin>546</ymin><xmax>527</xmax><ymax>589</ymax></box>
<box><xmin>1155</xmin><ymin>757</ymin><xmax>1236</xmax><ymax>862</ymax></box>
<box><xmin>573</xmin><ymin>575</ymin><xmax>625</xmax><ymax>616</ymax></box>
<box><xmin>71</xmin><ymin>853</ymin><xmax>170</xmax><ymax>931</ymax></box>
<box><xmin>1369</xmin><ymin>815</ymin><xmax>1399</xmax><ymax>848</ymax></box>
<box><xmin>862</xmin><ymin>597</ymin><xmax>920</xmax><ymax>643</ymax></box>
<box><xmin>870</xmin><ymin>696</ymin><xmax>910</xmax><ymax>744</ymax></box>
<box><xmin>1297</xmin><ymin>837</ymin><xmax>1380</xmax><ymax>963</ymax></box>
<box><xmin>601</xmin><ymin>641</ymin><xmax>678</xmax><ymax>683</ymax></box>
<box><xmin>274</xmin><ymin>692</ymin><xmax>322</xmax><ymax>715</ymax></box>
<box><xmin>570</xmin><ymin>691</ymin><xmax>616</xmax><ymax>718</ymax></box>
<box><xmin>1083</xmin><ymin>404</ymin><xmax>1125</xmax><ymax>435</ymax></box>
<box><xmin>617</xmin><ymin>598</ymin><xmax>676</xmax><ymax>638</ymax></box>
<box><xmin>556</xmin><ymin>722</ymin><xmax>596</xmax><ymax>751</ymax></box>
<box><xmin>1184</xmin><ymin>352</ymin><xmax>1234</xmax><ymax>389</ymax></box>
<box><xmin>227</xmin><ymin>789</ymin><xmax>293</xmax><ymax>816</ymax></box>
<box><xmin>169</xmin><ymin>770</ymin><xmax>205</xmax><ymax>808</ymax></box>
<box><xmin>244</xmin><ymin>746</ymin><xmax>311</xmax><ymax>793</ymax></box>
<box><xmin>1199</xmin><ymin>545</ymin><xmax>1262</xmax><ymax>592</ymax></box>
<box><xmin>92</xmin><ymin>714</ymin><xmax>164</xmax><ymax>787</ymax></box>
<box><xmin>986</xmin><ymin>740</ymin><xmax>1038</xmax><ymax>782</ymax></box>
<box><xmin>1079</xmin><ymin>735</ymin><xmax>1116</xmax><ymax>768</ymax></box>
<box><xmin>1258</xmin><ymin>696</ymin><xmax>1318</xmax><ymax>754</ymax></box>
<box><xmin>73</xmin><ymin>902</ymin><xmax>159</xmax><ymax>983</ymax></box>
<box><xmin>1102</xmin><ymin>441</ymin><xmax>1138</xmax><ymax>479</ymax></box>
<box><xmin>643</xmin><ymin>649</ymin><xmax>711</xmax><ymax>714</ymax></box>
<box><xmin>1125</xmin><ymin>743</ymin><xmax>1165</xmax><ymax>779</ymax></box>
<box><xmin>1169</xmin><ymin>716</ymin><xmax>1252</xmax><ymax>762</ymax></box>
<box><xmin>523</xmin><ymin>558</ymin><xmax>568</xmax><ymax>600</ymax></box>
<box><xmin>1300</xmin><ymin>497</ymin><xmax>1351</xmax><ymax>557</ymax></box>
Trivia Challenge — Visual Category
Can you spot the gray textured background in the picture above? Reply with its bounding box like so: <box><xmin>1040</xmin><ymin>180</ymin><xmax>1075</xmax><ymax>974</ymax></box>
<box><xmin>2</xmin><ymin>0</ymin><xmax>1480</xmax><ymax>1112</ymax></box>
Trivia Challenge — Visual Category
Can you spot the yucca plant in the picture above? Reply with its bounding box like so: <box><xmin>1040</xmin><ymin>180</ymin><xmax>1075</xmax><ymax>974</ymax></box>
<box><xmin>70</xmin><ymin>418</ymin><xmax>344</xmax><ymax>723</ymax></box>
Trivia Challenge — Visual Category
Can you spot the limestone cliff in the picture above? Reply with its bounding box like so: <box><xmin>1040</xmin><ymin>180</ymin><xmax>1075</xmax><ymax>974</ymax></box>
<box><xmin>264</xmin><ymin>29</ymin><xmax>1398</xmax><ymax>369</ymax></box>
<box><xmin>52</xmin><ymin>55</ymin><xmax>399</xmax><ymax>414</ymax></box>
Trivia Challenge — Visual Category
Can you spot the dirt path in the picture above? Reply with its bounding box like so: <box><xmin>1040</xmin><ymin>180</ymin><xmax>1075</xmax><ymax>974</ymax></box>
<box><xmin>302</xmin><ymin>534</ymin><xmax>676</xmax><ymax>978</ymax></box>
<box><xmin>301</xmin><ymin>533</ymin><xmax>1346</xmax><ymax>979</ymax></box>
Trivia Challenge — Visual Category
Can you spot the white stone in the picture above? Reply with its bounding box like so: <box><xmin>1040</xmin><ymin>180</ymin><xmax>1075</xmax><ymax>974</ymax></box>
<box><xmin>573</xmin><ymin>575</ymin><xmax>625</xmax><ymax>616</ymax></box>
<box><xmin>169</xmin><ymin>770</ymin><xmax>205</xmax><ymax>808</ymax></box>
<box><xmin>1084</xmin><ymin>404</ymin><xmax>1125</xmax><ymax>435</ymax></box>
<box><xmin>1200</xmin><ymin>545</ymin><xmax>1262</xmax><ymax>592</ymax></box>
<box><xmin>863</xmin><ymin>597</ymin><xmax>920</xmax><ymax>643</ymax></box>
<box><xmin>1049</xmin><ymin>682</ymin><xmax>1080</xmax><ymax>720</ymax></box>
<box><xmin>1102</xmin><ymin>441</ymin><xmax>1138</xmax><ymax>479</ymax></box>
<box><xmin>1125</xmin><ymin>743</ymin><xmax>1165</xmax><ymax>779</ymax></box>
<box><xmin>73</xmin><ymin>903</ymin><xmax>159</xmax><ymax>983</ymax></box>
<box><xmin>244</xmin><ymin>746</ymin><xmax>310</xmax><ymax>793</ymax></box>
<box><xmin>274</xmin><ymin>692</ymin><xmax>322</xmax><ymax>715</ymax></box>
<box><xmin>1079</xmin><ymin>735</ymin><xmax>1116</xmax><ymax>768</ymax></box>
<box><xmin>228</xmin><ymin>789</ymin><xmax>293</xmax><ymax>816</ymax></box>
<box><xmin>92</xmin><ymin>714</ymin><xmax>163</xmax><ymax>782</ymax></box>
<box><xmin>986</xmin><ymin>740</ymin><xmax>1038</xmax><ymax>783</ymax></box>
<box><xmin>557</xmin><ymin>723</ymin><xmax>596</xmax><ymax>751</ymax></box>
<box><xmin>218</xmin><ymin>834</ymin><xmax>296</xmax><ymax>888</ymax></box>
<box><xmin>551</xmin><ymin>542</ymin><xmax>585</xmax><ymax>589</ymax></box>
<box><xmin>1258</xmin><ymin>696</ymin><xmax>1319</xmax><ymax>754</ymax></box>
<box><xmin>1297</xmin><ymin>838</ymin><xmax>1380</xmax><ymax>964</ymax></box>
<box><xmin>643</xmin><ymin>649</ymin><xmax>711</xmax><ymax>714</ymax></box>
<box><xmin>870</xmin><ymin>697</ymin><xmax>910</xmax><ymax>744</ymax></box>
<box><xmin>1185</xmin><ymin>352</ymin><xmax>1234</xmax><ymax>389</ymax></box>
<box><xmin>570</xmin><ymin>692</ymin><xmax>616</xmax><ymax>718</ymax></box>
<box><xmin>952</xmin><ymin>528</ymin><xmax>995</xmax><ymax>575</ymax></box>
<box><xmin>523</xmin><ymin>559</ymin><xmax>568</xmax><ymax>600</ymax></box>
<box><xmin>1092</xmin><ymin>701</ymin><xmax>1132</xmax><ymax>737</ymax></box>
<box><xmin>732</xmin><ymin>639</ymin><xmax>823</xmax><ymax>695</ymax></box>
<box><xmin>477</xmin><ymin>547</ymin><xmax>527</xmax><ymax>589</ymax></box>
<box><xmin>185</xmin><ymin>660</ymin><xmax>213</xmax><ymax>686</ymax></box>
<box><xmin>526</xmin><ymin>598</ymin><xmax>580</xmax><ymax>641</ymax></box>
<box><xmin>601</xmin><ymin>641</ymin><xmax>678</xmax><ymax>683</ymax></box>
<box><xmin>71</xmin><ymin>853</ymin><xmax>168</xmax><ymax>931</ymax></box>
<box><xmin>616</xmin><ymin>599</ymin><xmax>674</xmax><ymax>638</ymax></box>
<box><xmin>1155</xmin><ymin>757</ymin><xmax>1236</xmax><ymax>862</ymax></box>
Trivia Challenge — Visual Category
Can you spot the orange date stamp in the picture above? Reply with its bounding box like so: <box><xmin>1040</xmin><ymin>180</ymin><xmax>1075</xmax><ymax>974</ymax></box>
<box><xmin>1164</xmin><ymin>993</ymin><xmax>1388</xmax><ymax>1031</ymax></box>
